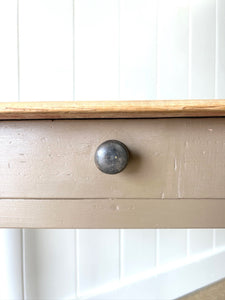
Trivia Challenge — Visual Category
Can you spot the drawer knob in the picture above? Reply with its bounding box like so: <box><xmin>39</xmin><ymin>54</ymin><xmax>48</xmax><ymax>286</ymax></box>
<box><xmin>95</xmin><ymin>140</ymin><xmax>129</xmax><ymax>174</ymax></box>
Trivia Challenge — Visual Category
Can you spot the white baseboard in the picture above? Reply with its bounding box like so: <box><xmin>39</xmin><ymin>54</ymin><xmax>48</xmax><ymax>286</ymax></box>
<box><xmin>78</xmin><ymin>247</ymin><xmax>225</xmax><ymax>300</ymax></box>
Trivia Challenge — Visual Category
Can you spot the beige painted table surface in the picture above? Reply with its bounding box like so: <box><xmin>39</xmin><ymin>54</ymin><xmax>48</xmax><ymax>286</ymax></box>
<box><xmin>0</xmin><ymin>100</ymin><xmax>224</xmax><ymax>228</ymax></box>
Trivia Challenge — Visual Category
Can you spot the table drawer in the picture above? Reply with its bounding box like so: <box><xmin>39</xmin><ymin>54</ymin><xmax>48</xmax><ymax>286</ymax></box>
<box><xmin>0</xmin><ymin>118</ymin><xmax>224</xmax><ymax>199</ymax></box>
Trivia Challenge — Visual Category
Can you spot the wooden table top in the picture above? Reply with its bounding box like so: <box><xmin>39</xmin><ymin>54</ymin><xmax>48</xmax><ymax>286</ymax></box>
<box><xmin>0</xmin><ymin>100</ymin><xmax>224</xmax><ymax>119</ymax></box>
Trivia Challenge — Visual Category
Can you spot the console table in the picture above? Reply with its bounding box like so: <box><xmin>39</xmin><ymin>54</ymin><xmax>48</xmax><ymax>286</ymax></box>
<box><xmin>0</xmin><ymin>100</ymin><xmax>224</xmax><ymax>228</ymax></box>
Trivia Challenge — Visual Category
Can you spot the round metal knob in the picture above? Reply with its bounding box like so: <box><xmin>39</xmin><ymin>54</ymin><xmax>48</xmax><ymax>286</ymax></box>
<box><xmin>95</xmin><ymin>140</ymin><xmax>129</xmax><ymax>174</ymax></box>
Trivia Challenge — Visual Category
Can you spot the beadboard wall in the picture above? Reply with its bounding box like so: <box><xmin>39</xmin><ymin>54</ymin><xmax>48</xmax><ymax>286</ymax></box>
<box><xmin>0</xmin><ymin>0</ymin><xmax>225</xmax><ymax>299</ymax></box>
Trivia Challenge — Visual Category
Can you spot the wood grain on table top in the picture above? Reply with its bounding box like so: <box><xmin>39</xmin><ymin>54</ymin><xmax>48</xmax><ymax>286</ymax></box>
<box><xmin>0</xmin><ymin>100</ymin><xmax>224</xmax><ymax>119</ymax></box>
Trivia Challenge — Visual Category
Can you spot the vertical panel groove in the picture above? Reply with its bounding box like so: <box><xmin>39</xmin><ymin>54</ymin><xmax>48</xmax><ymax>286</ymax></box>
<box><xmin>213</xmin><ymin>229</ymin><xmax>216</xmax><ymax>251</ymax></box>
<box><xmin>118</xmin><ymin>0</ymin><xmax>120</xmax><ymax>100</ymax></box>
<box><xmin>74</xmin><ymin>0</ymin><xmax>119</xmax><ymax>100</ymax></box>
<box><xmin>17</xmin><ymin>0</ymin><xmax>20</xmax><ymax>102</ymax></box>
<box><xmin>188</xmin><ymin>0</ymin><xmax>192</xmax><ymax>99</ymax></box>
<box><xmin>190</xmin><ymin>0</ymin><xmax>216</xmax><ymax>98</ymax></box>
<box><xmin>21</xmin><ymin>229</ymin><xmax>25</xmax><ymax>300</ymax></box>
<box><xmin>187</xmin><ymin>229</ymin><xmax>190</xmax><ymax>257</ymax></box>
<box><xmin>156</xmin><ymin>0</ymin><xmax>159</xmax><ymax>99</ymax></box>
<box><xmin>75</xmin><ymin>229</ymin><xmax>79</xmax><ymax>298</ymax></box>
<box><xmin>73</xmin><ymin>0</ymin><xmax>76</xmax><ymax>101</ymax></box>
<box><xmin>155</xmin><ymin>229</ymin><xmax>160</xmax><ymax>267</ymax></box>
<box><xmin>215</xmin><ymin>0</ymin><xmax>218</xmax><ymax>98</ymax></box>
<box><xmin>216</xmin><ymin>0</ymin><xmax>225</xmax><ymax>97</ymax></box>
<box><xmin>119</xmin><ymin>229</ymin><xmax>124</xmax><ymax>280</ymax></box>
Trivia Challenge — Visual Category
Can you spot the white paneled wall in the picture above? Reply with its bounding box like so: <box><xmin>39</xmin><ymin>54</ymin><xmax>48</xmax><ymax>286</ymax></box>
<box><xmin>0</xmin><ymin>0</ymin><xmax>225</xmax><ymax>299</ymax></box>
<box><xmin>119</xmin><ymin>0</ymin><xmax>157</xmax><ymax>100</ymax></box>
<box><xmin>189</xmin><ymin>229</ymin><xmax>213</xmax><ymax>255</ymax></box>
<box><xmin>157</xmin><ymin>0</ymin><xmax>189</xmax><ymax>99</ymax></box>
<box><xmin>74</xmin><ymin>0</ymin><xmax>119</xmax><ymax>100</ymax></box>
<box><xmin>215</xmin><ymin>230</ymin><xmax>225</xmax><ymax>248</ymax></box>
<box><xmin>0</xmin><ymin>0</ymin><xmax>18</xmax><ymax>102</ymax></box>
<box><xmin>19</xmin><ymin>0</ymin><xmax>74</xmax><ymax>101</ymax></box>
<box><xmin>23</xmin><ymin>230</ymin><xmax>76</xmax><ymax>299</ymax></box>
<box><xmin>216</xmin><ymin>0</ymin><xmax>225</xmax><ymax>97</ymax></box>
<box><xmin>190</xmin><ymin>0</ymin><xmax>216</xmax><ymax>99</ymax></box>
<box><xmin>0</xmin><ymin>230</ymin><xmax>23</xmax><ymax>300</ymax></box>
<box><xmin>122</xmin><ymin>230</ymin><xmax>156</xmax><ymax>277</ymax></box>
<box><xmin>158</xmin><ymin>230</ymin><xmax>187</xmax><ymax>265</ymax></box>
<box><xmin>77</xmin><ymin>230</ymin><xmax>120</xmax><ymax>294</ymax></box>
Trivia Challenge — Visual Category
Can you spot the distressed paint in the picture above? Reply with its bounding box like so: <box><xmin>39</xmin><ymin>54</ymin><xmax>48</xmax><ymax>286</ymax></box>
<box><xmin>0</xmin><ymin>199</ymin><xmax>225</xmax><ymax>228</ymax></box>
<box><xmin>0</xmin><ymin>119</ymin><xmax>224</xmax><ymax>199</ymax></box>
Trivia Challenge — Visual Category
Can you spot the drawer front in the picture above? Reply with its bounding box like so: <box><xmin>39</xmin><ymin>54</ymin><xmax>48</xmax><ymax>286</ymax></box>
<box><xmin>0</xmin><ymin>118</ymin><xmax>224</xmax><ymax>199</ymax></box>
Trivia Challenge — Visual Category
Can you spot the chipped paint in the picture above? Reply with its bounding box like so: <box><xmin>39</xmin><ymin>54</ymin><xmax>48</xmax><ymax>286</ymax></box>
<box><xmin>174</xmin><ymin>158</ymin><xmax>177</xmax><ymax>171</ymax></box>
